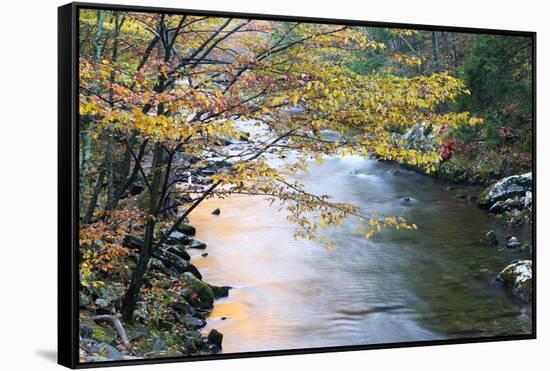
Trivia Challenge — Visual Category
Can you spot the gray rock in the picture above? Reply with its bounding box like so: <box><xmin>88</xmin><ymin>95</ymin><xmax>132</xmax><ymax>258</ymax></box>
<box><xmin>506</xmin><ymin>236</ymin><xmax>521</xmax><ymax>249</ymax></box>
<box><xmin>478</xmin><ymin>172</ymin><xmax>532</xmax><ymax>208</ymax></box>
<box><xmin>183</xmin><ymin>314</ymin><xmax>207</xmax><ymax>328</ymax></box>
<box><xmin>88</xmin><ymin>342</ymin><xmax>124</xmax><ymax>361</ymax></box>
<box><xmin>524</xmin><ymin>191</ymin><xmax>533</xmax><ymax>208</ymax></box>
<box><xmin>496</xmin><ymin>260</ymin><xmax>532</xmax><ymax>301</ymax></box>
<box><xmin>187</xmin><ymin>239</ymin><xmax>207</xmax><ymax>250</ymax></box>
<box><xmin>167</xmin><ymin>245</ymin><xmax>191</xmax><ymax>261</ymax></box>
<box><xmin>153</xmin><ymin>250</ymin><xmax>202</xmax><ymax>279</ymax></box>
<box><xmin>489</xmin><ymin>197</ymin><xmax>523</xmax><ymax>214</ymax></box>
<box><xmin>402</xmin><ymin>122</ymin><xmax>437</xmax><ymax>153</ymax></box>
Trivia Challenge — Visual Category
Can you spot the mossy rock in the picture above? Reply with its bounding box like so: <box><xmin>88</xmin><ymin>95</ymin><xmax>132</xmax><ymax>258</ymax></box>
<box><xmin>497</xmin><ymin>260</ymin><xmax>532</xmax><ymax>302</ymax></box>
<box><xmin>80</xmin><ymin>317</ymin><xmax>118</xmax><ymax>344</ymax></box>
<box><xmin>175</xmin><ymin>224</ymin><xmax>196</xmax><ymax>236</ymax></box>
<box><xmin>180</xmin><ymin>272</ymin><xmax>214</xmax><ymax>310</ymax></box>
<box><xmin>477</xmin><ymin>186</ymin><xmax>492</xmax><ymax>208</ymax></box>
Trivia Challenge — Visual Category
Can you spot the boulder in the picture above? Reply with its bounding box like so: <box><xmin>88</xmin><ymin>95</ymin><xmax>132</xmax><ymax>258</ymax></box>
<box><xmin>183</xmin><ymin>314</ymin><xmax>207</xmax><ymax>329</ymax></box>
<box><xmin>166</xmin><ymin>245</ymin><xmax>191</xmax><ymax>261</ymax></box>
<box><xmin>180</xmin><ymin>272</ymin><xmax>214</xmax><ymax>310</ymax></box>
<box><xmin>187</xmin><ymin>239</ymin><xmax>207</xmax><ymax>250</ymax></box>
<box><xmin>207</xmin><ymin>329</ymin><xmax>223</xmax><ymax>348</ymax></box>
<box><xmin>165</xmin><ymin>231</ymin><xmax>191</xmax><ymax>245</ymax></box>
<box><xmin>87</xmin><ymin>342</ymin><xmax>124</xmax><ymax>361</ymax></box>
<box><xmin>489</xmin><ymin>197</ymin><xmax>523</xmax><ymax>214</ymax></box>
<box><xmin>402</xmin><ymin>122</ymin><xmax>437</xmax><ymax>153</ymax></box>
<box><xmin>478</xmin><ymin>172</ymin><xmax>532</xmax><ymax>208</ymax></box>
<box><xmin>496</xmin><ymin>260</ymin><xmax>532</xmax><ymax>301</ymax></box>
<box><xmin>153</xmin><ymin>250</ymin><xmax>202</xmax><ymax>279</ymax></box>
<box><xmin>175</xmin><ymin>224</ymin><xmax>196</xmax><ymax>236</ymax></box>
<box><xmin>129</xmin><ymin>183</ymin><xmax>145</xmax><ymax>196</ymax></box>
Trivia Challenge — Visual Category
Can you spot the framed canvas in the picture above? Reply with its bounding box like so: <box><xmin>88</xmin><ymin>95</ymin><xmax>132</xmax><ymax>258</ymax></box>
<box><xmin>58</xmin><ymin>2</ymin><xmax>536</xmax><ymax>368</ymax></box>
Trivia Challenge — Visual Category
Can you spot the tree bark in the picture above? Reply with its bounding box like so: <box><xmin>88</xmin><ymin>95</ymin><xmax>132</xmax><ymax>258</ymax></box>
<box><xmin>121</xmin><ymin>143</ymin><xmax>163</xmax><ymax>323</ymax></box>
<box><xmin>84</xmin><ymin>159</ymin><xmax>107</xmax><ymax>224</ymax></box>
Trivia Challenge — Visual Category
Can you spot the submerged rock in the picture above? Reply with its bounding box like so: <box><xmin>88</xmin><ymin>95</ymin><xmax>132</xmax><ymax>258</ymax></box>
<box><xmin>481</xmin><ymin>230</ymin><xmax>498</xmax><ymax>246</ymax></box>
<box><xmin>496</xmin><ymin>260</ymin><xmax>532</xmax><ymax>302</ymax></box>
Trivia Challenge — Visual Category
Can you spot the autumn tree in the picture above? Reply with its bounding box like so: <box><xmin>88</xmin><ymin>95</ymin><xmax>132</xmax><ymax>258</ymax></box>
<box><xmin>78</xmin><ymin>10</ymin><xmax>479</xmax><ymax>322</ymax></box>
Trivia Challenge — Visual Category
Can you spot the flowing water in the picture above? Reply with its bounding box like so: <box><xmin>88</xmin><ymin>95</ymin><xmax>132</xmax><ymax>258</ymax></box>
<box><xmin>188</xmin><ymin>156</ymin><xmax>532</xmax><ymax>354</ymax></box>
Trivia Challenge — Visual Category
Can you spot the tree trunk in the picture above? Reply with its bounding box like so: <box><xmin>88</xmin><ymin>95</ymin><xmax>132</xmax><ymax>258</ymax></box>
<box><xmin>121</xmin><ymin>143</ymin><xmax>163</xmax><ymax>323</ymax></box>
<box><xmin>84</xmin><ymin>159</ymin><xmax>107</xmax><ymax>224</ymax></box>
<box><xmin>431</xmin><ymin>31</ymin><xmax>441</xmax><ymax>73</ymax></box>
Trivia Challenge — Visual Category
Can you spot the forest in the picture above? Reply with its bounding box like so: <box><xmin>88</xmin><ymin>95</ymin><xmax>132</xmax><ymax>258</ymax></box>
<box><xmin>77</xmin><ymin>9</ymin><xmax>533</xmax><ymax>363</ymax></box>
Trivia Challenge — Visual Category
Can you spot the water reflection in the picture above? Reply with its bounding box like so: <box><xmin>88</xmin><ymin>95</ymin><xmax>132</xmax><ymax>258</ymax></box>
<box><xmin>189</xmin><ymin>156</ymin><xmax>532</xmax><ymax>353</ymax></box>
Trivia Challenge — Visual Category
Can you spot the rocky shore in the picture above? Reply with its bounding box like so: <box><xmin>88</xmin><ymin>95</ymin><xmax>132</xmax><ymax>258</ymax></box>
<box><xmin>79</xmin><ymin>218</ymin><xmax>228</xmax><ymax>363</ymax></box>
<box><xmin>398</xmin><ymin>123</ymin><xmax>534</xmax><ymax>303</ymax></box>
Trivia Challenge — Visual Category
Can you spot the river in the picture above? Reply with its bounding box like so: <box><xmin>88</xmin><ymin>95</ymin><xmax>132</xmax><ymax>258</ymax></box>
<box><xmin>188</xmin><ymin>155</ymin><xmax>532</xmax><ymax>354</ymax></box>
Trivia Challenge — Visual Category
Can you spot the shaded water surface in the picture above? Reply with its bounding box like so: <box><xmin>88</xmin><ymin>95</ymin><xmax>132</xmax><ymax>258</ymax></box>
<box><xmin>189</xmin><ymin>156</ymin><xmax>532</xmax><ymax>353</ymax></box>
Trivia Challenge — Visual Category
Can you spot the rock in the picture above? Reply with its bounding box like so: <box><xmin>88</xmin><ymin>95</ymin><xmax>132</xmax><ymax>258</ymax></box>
<box><xmin>122</xmin><ymin>235</ymin><xmax>144</xmax><ymax>249</ymax></box>
<box><xmin>401</xmin><ymin>196</ymin><xmax>411</xmax><ymax>202</ymax></box>
<box><xmin>478</xmin><ymin>172</ymin><xmax>532</xmax><ymax>208</ymax></box>
<box><xmin>180</xmin><ymin>272</ymin><xmax>215</xmax><ymax>310</ymax></box>
<box><xmin>207</xmin><ymin>329</ymin><xmax>223</xmax><ymax>348</ymax></box>
<box><xmin>153</xmin><ymin>250</ymin><xmax>202</xmax><ymax>279</ymax></box>
<box><xmin>187</xmin><ymin>239</ymin><xmax>207</xmax><ymax>250</ymax></box>
<box><xmin>175</xmin><ymin>224</ymin><xmax>196</xmax><ymax>236</ymax></box>
<box><xmin>129</xmin><ymin>182</ymin><xmax>145</xmax><ymax>196</ymax></box>
<box><xmin>167</xmin><ymin>245</ymin><xmax>191</xmax><ymax>261</ymax></box>
<box><xmin>481</xmin><ymin>230</ymin><xmax>498</xmax><ymax>246</ymax></box>
<box><xmin>87</xmin><ymin>342</ymin><xmax>124</xmax><ymax>361</ymax></box>
<box><xmin>454</xmin><ymin>189</ymin><xmax>469</xmax><ymax>199</ymax></box>
<box><xmin>496</xmin><ymin>260</ymin><xmax>532</xmax><ymax>301</ymax></box>
<box><xmin>506</xmin><ymin>236</ymin><xmax>521</xmax><ymax>249</ymax></box>
<box><xmin>402</xmin><ymin>122</ymin><xmax>437</xmax><ymax>153</ymax></box>
<box><xmin>183</xmin><ymin>314</ymin><xmax>207</xmax><ymax>328</ymax></box>
<box><xmin>211</xmin><ymin>208</ymin><xmax>221</xmax><ymax>215</ymax></box>
<box><xmin>201</xmin><ymin>253</ymin><xmax>208</xmax><ymax>258</ymax></box>
<box><xmin>153</xmin><ymin>338</ymin><xmax>167</xmax><ymax>352</ymax></box>
<box><xmin>165</xmin><ymin>231</ymin><xmax>191</xmax><ymax>245</ymax></box>
<box><xmin>524</xmin><ymin>191</ymin><xmax>533</xmax><ymax>208</ymax></box>
<box><xmin>208</xmin><ymin>284</ymin><xmax>232</xmax><ymax>299</ymax></box>
<box><xmin>489</xmin><ymin>197</ymin><xmax>523</xmax><ymax>214</ymax></box>
<box><xmin>80</xmin><ymin>292</ymin><xmax>91</xmax><ymax>307</ymax></box>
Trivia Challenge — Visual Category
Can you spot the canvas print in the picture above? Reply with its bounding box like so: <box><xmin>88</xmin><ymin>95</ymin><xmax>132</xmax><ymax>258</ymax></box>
<box><xmin>77</xmin><ymin>7</ymin><xmax>534</xmax><ymax>364</ymax></box>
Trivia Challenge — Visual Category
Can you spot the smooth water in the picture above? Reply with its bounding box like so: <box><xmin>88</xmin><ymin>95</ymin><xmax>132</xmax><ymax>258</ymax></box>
<box><xmin>188</xmin><ymin>156</ymin><xmax>532</xmax><ymax>353</ymax></box>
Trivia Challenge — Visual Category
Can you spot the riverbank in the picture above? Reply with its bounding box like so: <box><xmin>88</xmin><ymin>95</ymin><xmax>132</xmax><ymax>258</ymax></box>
<box><xmin>78</xmin><ymin>215</ymin><xmax>227</xmax><ymax>362</ymax></box>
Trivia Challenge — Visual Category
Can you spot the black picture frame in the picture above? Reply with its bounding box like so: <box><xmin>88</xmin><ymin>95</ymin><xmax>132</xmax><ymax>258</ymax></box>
<box><xmin>58</xmin><ymin>2</ymin><xmax>537</xmax><ymax>368</ymax></box>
